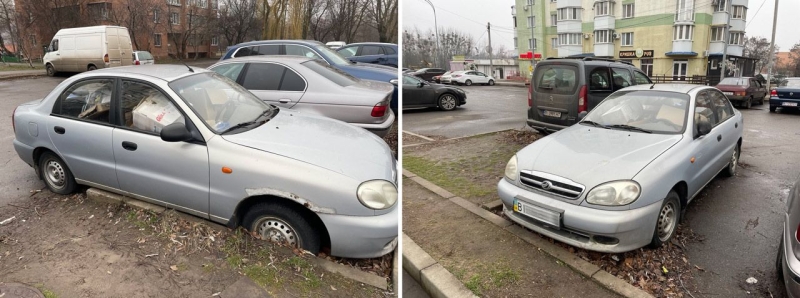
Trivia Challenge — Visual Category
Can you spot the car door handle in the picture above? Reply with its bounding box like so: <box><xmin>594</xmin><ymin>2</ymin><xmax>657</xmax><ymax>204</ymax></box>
<box><xmin>54</xmin><ymin>126</ymin><xmax>65</xmax><ymax>134</ymax></box>
<box><xmin>279</xmin><ymin>99</ymin><xmax>291</xmax><ymax>104</ymax></box>
<box><xmin>121</xmin><ymin>141</ymin><xmax>138</xmax><ymax>151</ymax></box>
<box><xmin>717</xmin><ymin>135</ymin><xmax>722</xmax><ymax>142</ymax></box>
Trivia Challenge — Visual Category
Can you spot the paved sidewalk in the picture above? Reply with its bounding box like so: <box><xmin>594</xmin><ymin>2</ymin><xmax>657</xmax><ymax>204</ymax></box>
<box><xmin>0</xmin><ymin>69</ymin><xmax>45</xmax><ymax>80</ymax></box>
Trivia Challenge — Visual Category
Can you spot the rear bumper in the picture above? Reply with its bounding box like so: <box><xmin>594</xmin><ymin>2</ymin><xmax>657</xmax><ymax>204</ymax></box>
<box><xmin>771</xmin><ymin>97</ymin><xmax>800</xmax><ymax>108</ymax></box>
<box><xmin>526</xmin><ymin>119</ymin><xmax>568</xmax><ymax>132</ymax></box>
<box><xmin>318</xmin><ymin>205</ymin><xmax>398</xmax><ymax>259</ymax></box>
<box><xmin>13</xmin><ymin>139</ymin><xmax>35</xmax><ymax>167</ymax></box>
<box><xmin>354</xmin><ymin>110</ymin><xmax>395</xmax><ymax>137</ymax></box>
<box><xmin>783</xmin><ymin>217</ymin><xmax>800</xmax><ymax>298</ymax></box>
<box><xmin>726</xmin><ymin>95</ymin><xmax>747</xmax><ymax>102</ymax></box>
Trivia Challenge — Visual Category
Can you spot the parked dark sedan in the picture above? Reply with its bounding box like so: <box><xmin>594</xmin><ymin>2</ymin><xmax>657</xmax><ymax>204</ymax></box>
<box><xmin>770</xmin><ymin>78</ymin><xmax>800</xmax><ymax>113</ymax></box>
<box><xmin>337</xmin><ymin>43</ymin><xmax>398</xmax><ymax>68</ymax></box>
<box><xmin>411</xmin><ymin>68</ymin><xmax>447</xmax><ymax>82</ymax></box>
<box><xmin>715</xmin><ymin>77</ymin><xmax>767</xmax><ymax>109</ymax></box>
<box><xmin>778</xmin><ymin>175</ymin><xmax>800</xmax><ymax>297</ymax></box>
<box><xmin>402</xmin><ymin>75</ymin><xmax>466</xmax><ymax>111</ymax></box>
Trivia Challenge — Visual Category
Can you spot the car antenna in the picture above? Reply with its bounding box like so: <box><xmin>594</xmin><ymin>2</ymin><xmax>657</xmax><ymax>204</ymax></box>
<box><xmin>177</xmin><ymin>56</ymin><xmax>194</xmax><ymax>73</ymax></box>
<box><xmin>650</xmin><ymin>82</ymin><xmax>655</xmax><ymax>89</ymax></box>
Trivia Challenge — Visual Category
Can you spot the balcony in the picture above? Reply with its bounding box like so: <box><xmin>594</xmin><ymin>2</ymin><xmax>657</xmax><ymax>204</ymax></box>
<box><xmin>594</xmin><ymin>15</ymin><xmax>615</xmax><ymax>30</ymax></box>
<box><xmin>727</xmin><ymin>45</ymin><xmax>744</xmax><ymax>56</ymax></box>
<box><xmin>729</xmin><ymin>19</ymin><xmax>745</xmax><ymax>32</ymax></box>
<box><xmin>712</xmin><ymin>12</ymin><xmax>727</xmax><ymax>25</ymax></box>
<box><xmin>557</xmin><ymin>0</ymin><xmax>581</xmax><ymax>8</ymax></box>
<box><xmin>594</xmin><ymin>44</ymin><xmax>614</xmax><ymax>57</ymax></box>
<box><xmin>557</xmin><ymin>21</ymin><xmax>581</xmax><ymax>33</ymax></box>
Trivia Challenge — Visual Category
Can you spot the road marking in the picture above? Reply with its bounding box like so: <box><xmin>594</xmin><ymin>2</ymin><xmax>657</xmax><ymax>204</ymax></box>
<box><xmin>402</xmin><ymin>130</ymin><xmax>435</xmax><ymax>142</ymax></box>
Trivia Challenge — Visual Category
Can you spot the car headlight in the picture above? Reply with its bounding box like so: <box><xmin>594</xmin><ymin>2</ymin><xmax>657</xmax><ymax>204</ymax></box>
<box><xmin>586</xmin><ymin>181</ymin><xmax>641</xmax><ymax>206</ymax></box>
<box><xmin>504</xmin><ymin>155</ymin><xmax>518</xmax><ymax>181</ymax></box>
<box><xmin>357</xmin><ymin>180</ymin><xmax>398</xmax><ymax>210</ymax></box>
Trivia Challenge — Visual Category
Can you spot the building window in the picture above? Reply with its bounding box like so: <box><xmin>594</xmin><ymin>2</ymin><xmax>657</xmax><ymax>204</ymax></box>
<box><xmin>711</xmin><ymin>27</ymin><xmax>725</xmax><ymax>41</ymax></box>
<box><xmin>622</xmin><ymin>4</ymin><xmax>634</xmax><ymax>18</ymax></box>
<box><xmin>673</xmin><ymin>25</ymin><xmax>693</xmax><ymax>41</ymax></box>
<box><xmin>170</xmin><ymin>12</ymin><xmax>179</xmax><ymax>24</ymax></box>
<box><xmin>595</xmin><ymin>1</ymin><xmax>612</xmax><ymax>17</ymax></box>
<box><xmin>551</xmin><ymin>0</ymin><xmax>557</xmax><ymax>2</ymax></box>
<box><xmin>527</xmin><ymin>16</ymin><xmax>534</xmax><ymax>28</ymax></box>
<box><xmin>732</xmin><ymin>6</ymin><xmax>746</xmax><ymax>19</ymax></box>
<box><xmin>594</xmin><ymin>30</ymin><xmax>613</xmax><ymax>44</ymax></box>
<box><xmin>28</xmin><ymin>12</ymin><xmax>33</xmax><ymax>23</ymax></box>
<box><xmin>673</xmin><ymin>60</ymin><xmax>688</xmax><ymax>80</ymax></box>
<box><xmin>154</xmin><ymin>9</ymin><xmax>160</xmax><ymax>23</ymax></box>
<box><xmin>526</xmin><ymin>0</ymin><xmax>533</xmax><ymax>5</ymax></box>
<box><xmin>199</xmin><ymin>0</ymin><xmax>208</xmax><ymax>8</ymax></box>
<box><xmin>729</xmin><ymin>32</ymin><xmax>743</xmax><ymax>45</ymax></box>
<box><xmin>551</xmin><ymin>37</ymin><xmax>558</xmax><ymax>49</ymax></box>
<box><xmin>675</xmin><ymin>0</ymin><xmax>694</xmax><ymax>22</ymax></box>
<box><xmin>550</xmin><ymin>14</ymin><xmax>557</xmax><ymax>26</ymax></box>
<box><xmin>211</xmin><ymin>36</ymin><xmax>218</xmax><ymax>46</ymax></box>
<box><xmin>715</xmin><ymin>0</ymin><xmax>727</xmax><ymax>12</ymax></box>
<box><xmin>154</xmin><ymin>33</ymin><xmax>162</xmax><ymax>47</ymax></box>
<box><xmin>168</xmin><ymin>0</ymin><xmax>180</xmax><ymax>6</ymax></box>
<box><xmin>100</xmin><ymin>6</ymin><xmax>109</xmax><ymax>20</ymax></box>
<box><xmin>528</xmin><ymin>38</ymin><xmax>536</xmax><ymax>50</ymax></box>
<box><xmin>211</xmin><ymin>0</ymin><xmax>218</xmax><ymax>9</ymax></box>
<box><xmin>641</xmin><ymin>59</ymin><xmax>653</xmax><ymax>77</ymax></box>
<box><xmin>29</xmin><ymin>35</ymin><xmax>36</xmax><ymax>46</ymax></box>
<box><xmin>514</xmin><ymin>37</ymin><xmax>518</xmax><ymax>48</ymax></box>
<box><xmin>621</xmin><ymin>32</ymin><xmax>633</xmax><ymax>46</ymax></box>
<box><xmin>558</xmin><ymin>7</ymin><xmax>581</xmax><ymax>21</ymax></box>
<box><xmin>558</xmin><ymin>33</ymin><xmax>582</xmax><ymax>45</ymax></box>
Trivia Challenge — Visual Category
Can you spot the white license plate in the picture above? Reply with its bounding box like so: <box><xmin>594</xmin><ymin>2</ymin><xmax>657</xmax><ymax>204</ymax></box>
<box><xmin>513</xmin><ymin>199</ymin><xmax>561</xmax><ymax>227</ymax></box>
<box><xmin>783</xmin><ymin>102</ymin><xmax>798</xmax><ymax>107</ymax></box>
<box><xmin>723</xmin><ymin>92</ymin><xmax>734</xmax><ymax>96</ymax></box>
<box><xmin>543</xmin><ymin>110</ymin><xmax>561</xmax><ymax>118</ymax></box>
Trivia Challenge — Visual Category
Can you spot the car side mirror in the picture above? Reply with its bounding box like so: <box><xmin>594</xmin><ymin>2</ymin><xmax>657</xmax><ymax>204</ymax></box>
<box><xmin>417</xmin><ymin>82</ymin><xmax>426</xmax><ymax>88</ymax></box>
<box><xmin>696</xmin><ymin>118</ymin><xmax>712</xmax><ymax>138</ymax></box>
<box><xmin>577</xmin><ymin>111</ymin><xmax>588</xmax><ymax>121</ymax></box>
<box><xmin>160</xmin><ymin>122</ymin><xmax>193</xmax><ymax>142</ymax></box>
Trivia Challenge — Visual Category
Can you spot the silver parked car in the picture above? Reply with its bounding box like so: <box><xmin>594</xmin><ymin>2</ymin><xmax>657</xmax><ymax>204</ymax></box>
<box><xmin>208</xmin><ymin>56</ymin><xmax>395</xmax><ymax>137</ymax></box>
<box><xmin>498</xmin><ymin>84</ymin><xmax>743</xmax><ymax>253</ymax></box>
<box><xmin>778</xmin><ymin>177</ymin><xmax>800</xmax><ymax>297</ymax></box>
<box><xmin>11</xmin><ymin>65</ymin><xmax>398</xmax><ymax>258</ymax></box>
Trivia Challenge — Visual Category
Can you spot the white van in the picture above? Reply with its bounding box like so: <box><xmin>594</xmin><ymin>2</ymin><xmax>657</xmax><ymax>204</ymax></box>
<box><xmin>43</xmin><ymin>26</ymin><xmax>133</xmax><ymax>76</ymax></box>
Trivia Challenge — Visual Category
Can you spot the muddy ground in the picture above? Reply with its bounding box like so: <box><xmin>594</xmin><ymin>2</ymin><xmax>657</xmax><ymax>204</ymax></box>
<box><xmin>0</xmin><ymin>190</ymin><xmax>392</xmax><ymax>298</ymax></box>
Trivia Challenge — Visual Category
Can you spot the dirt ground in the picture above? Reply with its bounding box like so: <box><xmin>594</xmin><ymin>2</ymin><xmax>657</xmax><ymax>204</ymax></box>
<box><xmin>403</xmin><ymin>178</ymin><xmax>618</xmax><ymax>297</ymax></box>
<box><xmin>0</xmin><ymin>190</ymin><xmax>392</xmax><ymax>298</ymax></box>
<box><xmin>403</xmin><ymin>130</ymin><xmax>702</xmax><ymax>297</ymax></box>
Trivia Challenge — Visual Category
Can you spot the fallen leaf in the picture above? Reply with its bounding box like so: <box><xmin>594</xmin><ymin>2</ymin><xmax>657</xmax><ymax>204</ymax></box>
<box><xmin>330</xmin><ymin>285</ymin><xmax>337</xmax><ymax>291</ymax></box>
<box><xmin>170</xmin><ymin>265</ymin><xmax>178</xmax><ymax>271</ymax></box>
<box><xmin>662</xmin><ymin>266</ymin><xmax>668</xmax><ymax>274</ymax></box>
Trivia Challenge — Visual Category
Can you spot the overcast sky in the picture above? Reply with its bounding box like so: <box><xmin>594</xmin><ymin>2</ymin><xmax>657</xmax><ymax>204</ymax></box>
<box><xmin>402</xmin><ymin>0</ymin><xmax>797</xmax><ymax>53</ymax></box>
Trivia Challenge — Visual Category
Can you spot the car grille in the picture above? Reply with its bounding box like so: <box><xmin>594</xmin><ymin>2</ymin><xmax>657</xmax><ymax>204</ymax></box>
<box><xmin>519</xmin><ymin>171</ymin><xmax>584</xmax><ymax>199</ymax></box>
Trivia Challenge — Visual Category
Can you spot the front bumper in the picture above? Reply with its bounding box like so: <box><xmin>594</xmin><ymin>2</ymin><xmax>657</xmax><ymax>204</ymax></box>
<box><xmin>318</xmin><ymin>205</ymin><xmax>398</xmax><ymax>259</ymax></box>
<box><xmin>498</xmin><ymin>178</ymin><xmax>660</xmax><ymax>253</ymax></box>
<box><xmin>354</xmin><ymin>110</ymin><xmax>396</xmax><ymax>138</ymax></box>
<box><xmin>782</xmin><ymin>216</ymin><xmax>800</xmax><ymax>298</ymax></box>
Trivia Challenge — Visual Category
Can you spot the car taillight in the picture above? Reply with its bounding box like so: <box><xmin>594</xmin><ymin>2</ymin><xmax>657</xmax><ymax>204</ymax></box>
<box><xmin>104</xmin><ymin>54</ymin><xmax>109</xmax><ymax>63</ymax></box>
<box><xmin>371</xmin><ymin>103</ymin><xmax>388</xmax><ymax>117</ymax></box>
<box><xmin>11</xmin><ymin>107</ymin><xmax>16</xmax><ymax>134</ymax></box>
<box><xmin>771</xmin><ymin>89</ymin><xmax>778</xmax><ymax>97</ymax></box>
<box><xmin>528</xmin><ymin>85</ymin><xmax>533</xmax><ymax>107</ymax></box>
<box><xmin>578</xmin><ymin>85</ymin><xmax>588</xmax><ymax>113</ymax></box>
<box><xmin>796</xmin><ymin>222</ymin><xmax>800</xmax><ymax>242</ymax></box>
<box><xmin>135</xmin><ymin>60</ymin><xmax>140</xmax><ymax>65</ymax></box>
<box><xmin>735</xmin><ymin>91</ymin><xmax>746</xmax><ymax>96</ymax></box>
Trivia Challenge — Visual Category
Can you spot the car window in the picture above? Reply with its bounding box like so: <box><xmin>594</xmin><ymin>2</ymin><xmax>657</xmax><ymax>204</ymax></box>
<box><xmin>286</xmin><ymin>45</ymin><xmax>322</xmax><ymax>60</ymax></box>
<box><xmin>301</xmin><ymin>60</ymin><xmax>358</xmax><ymax>87</ymax></box>
<box><xmin>589</xmin><ymin>68</ymin><xmax>612</xmax><ymax>91</ymax></box>
<box><xmin>279</xmin><ymin>67</ymin><xmax>306</xmax><ymax>92</ymax></box>
<box><xmin>384</xmin><ymin>47</ymin><xmax>396</xmax><ymax>54</ymax></box>
<box><xmin>234</xmin><ymin>46</ymin><xmax>257</xmax><ymax>57</ymax></box>
<box><xmin>120</xmin><ymin>80</ymin><xmax>185</xmax><ymax>134</ymax></box>
<box><xmin>476</xmin><ymin>72</ymin><xmax>487</xmax><ymax>76</ymax></box>
<box><xmin>535</xmin><ymin>65</ymin><xmax>578</xmax><ymax>94</ymax></box>
<box><xmin>611</xmin><ymin>68</ymin><xmax>633</xmax><ymax>90</ymax></box>
<box><xmin>708</xmin><ymin>89</ymin><xmax>734</xmax><ymax>122</ymax></box>
<box><xmin>403</xmin><ymin>76</ymin><xmax>421</xmax><ymax>85</ymax></box>
<box><xmin>210</xmin><ymin>63</ymin><xmax>246</xmax><ymax>82</ymax></box>
<box><xmin>53</xmin><ymin>79</ymin><xmax>114</xmax><ymax>124</ymax></box>
<box><xmin>583</xmin><ymin>90</ymin><xmax>689</xmax><ymax>134</ymax></box>
<box><xmin>51</xmin><ymin>39</ymin><xmax>58</xmax><ymax>51</ymax></box>
<box><xmin>633</xmin><ymin>71</ymin><xmax>652</xmax><ymax>84</ymax></box>
<box><xmin>258</xmin><ymin>45</ymin><xmax>280</xmax><ymax>55</ymax></box>
<box><xmin>138</xmin><ymin>51</ymin><xmax>153</xmax><ymax>60</ymax></box>
<box><xmin>338</xmin><ymin>46</ymin><xmax>358</xmax><ymax>58</ymax></box>
<box><xmin>694</xmin><ymin>90</ymin><xmax>719</xmax><ymax>128</ymax></box>
<box><xmin>241</xmin><ymin>63</ymin><xmax>283</xmax><ymax>90</ymax></box>
<box><xmin>361</xmin><ymin>45</ymin><xmax>383</xmax><ymax>56</ymax></box>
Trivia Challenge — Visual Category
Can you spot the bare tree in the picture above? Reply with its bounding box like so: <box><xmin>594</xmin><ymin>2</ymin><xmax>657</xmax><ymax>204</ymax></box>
<box><xmin>0</xmin><ymin>0</ymin><xmax>16</xmax><ymax>55</ymax></box>
<box><xmin>108</xmin><ymin>0</ymin><xmax>159</xmax><ymax>51</ymax></box>
<box><xmin>744</xmin><ymin>36</ymin><xmax>779</xmax><ymax>74</ymax></box>
<box><xmin>403</xmin><ymin>27</ymin><xmax>473</xmax><ymax>69</ymax></box>
<box><xmin>369</xmin><ymin>0</ymin><xmax>396</xmax><ymax>43</ymax></box>
<box><xmin>218</xmin><ymin>0</ymin><xmax>260</xmax><ymax>45</ymax></box>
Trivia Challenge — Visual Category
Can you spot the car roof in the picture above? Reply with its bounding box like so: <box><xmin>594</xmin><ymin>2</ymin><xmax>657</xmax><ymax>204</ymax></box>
<box><xmin>215</xmin><ymin>55</ymin><xmax>313</xmax><ymax>64</ymax></box>
<box><xmin>621</xmin><ymin>84</ymin><xmax>707</xmax><ymax>94</ymax></box>
<box><xmin>343</xmin><ymin>42</ymin><xmax>396</xmax><ymax>47</ymax></box>
<box><xmin>232</xmin><ymin>40</ymin><xmax>324</xmax><ymax>48</ymax></box>
<box><xmin>88</xmin><ymin>65</ymin><xmax>211</xmax><ymax>82</ymax></box>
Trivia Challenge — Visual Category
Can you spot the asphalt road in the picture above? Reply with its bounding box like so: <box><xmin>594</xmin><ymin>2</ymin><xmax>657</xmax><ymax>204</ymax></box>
<box><xmin>402</xmin><ymin>270</ymin><xmax>430</xmax><ymax>298</ymax></box>
<box><xmin>402</xmin><ymin>84</ymin><xmax>529</xmax><ymax>139</ymax></box>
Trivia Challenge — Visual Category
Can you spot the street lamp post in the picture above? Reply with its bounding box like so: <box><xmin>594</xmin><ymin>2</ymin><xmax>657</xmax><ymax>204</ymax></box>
<box><xmin>423</xmin><ymin>0</ymin><xmax>440</xmax><ymax>68</ymax></box>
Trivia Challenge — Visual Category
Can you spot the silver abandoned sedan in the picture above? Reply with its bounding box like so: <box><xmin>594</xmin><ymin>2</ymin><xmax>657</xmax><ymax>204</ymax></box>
<box><xmin>499</xmin><ymin>84</ymin><xmax>743</xmax><ymax>253</ymax></box>
<box><xmin>208</xmin><ymin>56</ymin><xmax>395</xmax><ymax>137</ymax></box>
<box><xmin>12</xmin><ymin>65</ymin><xmax>398</xmax><ymax>258</ymax></box>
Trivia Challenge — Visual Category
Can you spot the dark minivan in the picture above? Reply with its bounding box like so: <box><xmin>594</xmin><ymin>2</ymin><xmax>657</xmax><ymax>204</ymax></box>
<box><xmin>527</xmin><ymin>57</ymin><xmax>653</xmax><ymax>133</ymax></box>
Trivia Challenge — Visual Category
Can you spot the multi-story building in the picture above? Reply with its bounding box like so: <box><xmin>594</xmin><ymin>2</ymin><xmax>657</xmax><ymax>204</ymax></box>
<box><xmin>14</xmin><ymin>0</ymin><xmax>222</xmax><ymax>60</ymax></box>
<box><xmin>512</xmin><ymin>0</ymin><xmax>756</xmax><ymax>84</ymax></box>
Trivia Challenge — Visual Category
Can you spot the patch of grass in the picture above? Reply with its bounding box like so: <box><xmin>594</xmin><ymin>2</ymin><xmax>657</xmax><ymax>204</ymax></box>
<box><xmin>446</xmin><ymin>261</ymin><xmax>520</xmax><ymax>295</ymax></box>
<box><xmin>403</xmin><ymin>155</ymin><xmax>497</xmax><ymax>198</ymax></box>
<box><xmin>34</xmin><ymin>284</ymin><xmax>57</xmax><ymax>298</ymax></box>
<box><xmin>489</xmin><ymin>265</ymin><xmax>519</xmax><ymax>287</ymax></box>
<box><xmin>285</xmin><ymin>256</ymin><xmax>322</xmax><ymax>292</ymax></box>
<box><xmin>243</xmin><ymin>265</ymin><xmax>280</xmax><ymax>288</ymax></box>
<box><xmin>465</xmin><ymin>274</ymin><xmax>482</xmax><ymax>296</ymax></box>
<box><xmin>0</xmin><ymin>63</ymin><xmax>45</xmax><ymax>72</ymax></box>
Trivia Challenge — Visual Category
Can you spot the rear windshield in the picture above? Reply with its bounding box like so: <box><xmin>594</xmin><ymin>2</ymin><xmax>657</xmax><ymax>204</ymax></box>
<box><xmin>535</xmin><ymin>65</ymin><xmax>578</xmax><ymax>95</ymax></box>
<box><xmin>302</xmin><ymin>60</ymin><xmax>358</xmax><ymax>87</ymax></box>
<box><xmin>785</xmin><ymin>79</ymin><xmax>800</xmax><ymax>87</ymax></box>
<box><xmin>718</xmin><ymin>78</ymin><xmax>748</xmax><ymax>86</ymax></box>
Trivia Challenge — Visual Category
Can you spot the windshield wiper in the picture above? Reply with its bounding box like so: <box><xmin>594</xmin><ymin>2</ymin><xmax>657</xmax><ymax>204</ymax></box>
<box><xmin>221</xmin><ymin>108</ymin><xmax>275</xmax><ymax>135</ymax></box>
<box><xmin>606</xmin><ymin>124</ymin><xmax>652</xmax><ymax>134</ymax></box>
<box><xmin>580</xmin><ymin>120</ymin><xmax>607</xmax><ymax>128</ymax></box>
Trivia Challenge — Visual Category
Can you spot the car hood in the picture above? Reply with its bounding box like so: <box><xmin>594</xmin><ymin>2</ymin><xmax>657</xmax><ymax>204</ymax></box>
<box><xmin>517</xmin><ymin>125</ymin><xmax>682</xmax><ymax>190</ymax></box>
<box><xmin>221</xmin><ymin>111</ymin><xmax>395</xmax><ymax>183</ymax></box>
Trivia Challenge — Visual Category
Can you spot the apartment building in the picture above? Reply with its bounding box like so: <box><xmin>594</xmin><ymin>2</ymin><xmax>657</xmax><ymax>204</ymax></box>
<box><xmin>512</xmin><ymin>0</ymin><xmax>756</xmax><ymax>83</ymax></box>
<box><xmin>14</xmin><ymin>0</ymin><xmax>222</xmax><ymax>60</ymax></box>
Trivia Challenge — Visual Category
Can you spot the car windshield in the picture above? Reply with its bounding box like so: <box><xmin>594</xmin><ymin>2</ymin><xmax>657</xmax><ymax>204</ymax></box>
<box><xmin>137</xmin><ymin>51</ymin><xmax>153</xmax><ymax>60</ymax></box>
<box><xmin>169</xmin><ymin>72</ymin><xmax>275</xmax><ymax>134</ymax></box>
<box><xmin>718</xmin><ymin>78</ymin><xmax>748</xmax><ymax>86</ymax></box>
<box><xmin>582</xmin><ymin>90</ymin><xmax>690</xmax><ymax>134</ymax></box>
<box><xmin>785</xmin><ymin>79</ymin><xmax>800</xmax><ymax>87</ymax></box>
<box><xmin>314</xmin><ymin>45</ymin><xmax>352</xmax><ymax>66</ymax></box>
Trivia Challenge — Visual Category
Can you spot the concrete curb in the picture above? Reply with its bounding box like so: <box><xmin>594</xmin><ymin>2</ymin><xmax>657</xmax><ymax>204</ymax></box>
<box><xmin>86</xmin><ymin>188</ymin><xmax>166</xmax><ymax>214</ymax></box>
<box><xmin>403</xmin><ymin>170</ymin><xmax>655</xmax><ymax>298</ymax></box>
<box><xmin>495</xmin><ymin>81</ymin><xmax>527</xmax><ymax>88</ymax></box>
<box><xmin>0</xmin><ymin>72</ymin><xmax>46</xmax><ymax>81</ymax></box>
<box><xmin>392</xmin><ymin>248</ymin><xmax>399</xmax><ymax>294</ymax></box>
<box><xmin>402</xmin><ymin>234</ymin><xmax>478</xmax><ymax>298</ymax></box>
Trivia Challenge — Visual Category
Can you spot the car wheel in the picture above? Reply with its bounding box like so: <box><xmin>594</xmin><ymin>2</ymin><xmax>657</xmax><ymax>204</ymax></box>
<box><xmin>88</xmin><ymin>65</ymin><xmax>97</xmax><ymax>71</ymax></box>
<box><xmin>650</xmin><ymin>191</ymin><xmax>681</xmax><ymax>248</ymax></box>
<box><xmin>723</xmin><ymin>144</ymin><xmax>740</xmax><ymax>177</ymax></box>
<box><xmin>39</xmin><ymin>152</ymin><xmax>76</xmax><ymax>195</ymax></box>
<box><xmin>778</xmin><ymin>236</ymin><xmax>785</xmax><ymax>282</ymax></box>
<box><xmin>488</xmin><ymin>80</ymin><xmax>495</xmax><ymax>86</ymax></box>
<box><xmin>243</xmin><ymin>202</ymin><xmax>321</xmax><ymax>255</ymax></box>
<box><xmin>438</xmin><ymin>94</ymin><xmax>458</xmax><ymax>111</ymax></box>
<box><xmin>46</xmin><ymin>64</ymin><xmax>55</xmax><ymax>77</ymax></box>
<box><xmin>465</xmin><ymin>79</ymin><xmax>472</xmax><ymax>86</ymax></box>
<box><xmin>770</xmin><ymin>106</ymin><xmax>777</xmax><ymax>113</ymax></box>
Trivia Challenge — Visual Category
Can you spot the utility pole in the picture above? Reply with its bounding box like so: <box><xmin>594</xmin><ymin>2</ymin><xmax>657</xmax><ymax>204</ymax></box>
<box><xmin>765</xmin><ymin>0</ymin><xmax>779</xmax><ymax>91</ymax></box>
<box><xmin>720</xmin><ymin>0</ymin><xmax>731</xmax><ymax>82</ymax></box>
<box><xmin>488</xmin><ymin>22</ymin><xmax>493</xmax><ymax>77</ymax></box>
<box><xmin>423</xmin><ymin>0</ymin><xmax>439</xmax><ymax>68</ymax></box>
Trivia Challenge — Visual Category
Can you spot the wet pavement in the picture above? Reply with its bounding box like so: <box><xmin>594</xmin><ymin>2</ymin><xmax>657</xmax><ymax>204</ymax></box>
<box><xmin>402</xmin><ymin>84</ymin><xmax>528</xmax><ymax>139</ymax></box>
